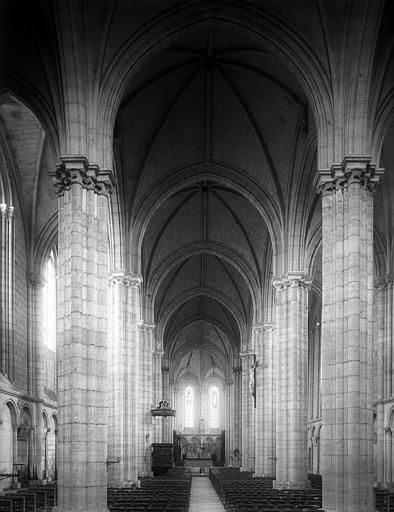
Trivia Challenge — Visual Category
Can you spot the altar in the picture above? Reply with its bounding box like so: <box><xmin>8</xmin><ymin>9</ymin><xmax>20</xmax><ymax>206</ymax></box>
<box><xmin>185</xmin><ymin>456</ymin><xmax>213</xmax><ymax>469</ymax></box>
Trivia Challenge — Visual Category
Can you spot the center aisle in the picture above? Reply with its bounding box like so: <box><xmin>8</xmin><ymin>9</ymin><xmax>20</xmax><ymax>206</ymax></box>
<box><xmin>188</xmin><ymin>476</ymin><xmax>226</xmax><ymax>512</ymax></box>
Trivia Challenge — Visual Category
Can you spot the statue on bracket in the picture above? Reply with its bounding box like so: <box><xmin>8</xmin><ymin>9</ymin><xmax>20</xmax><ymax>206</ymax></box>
<box><xmin>249</xmin><ymin>359</ymin><xmax>257</xmax><ymax>397</ymax></box>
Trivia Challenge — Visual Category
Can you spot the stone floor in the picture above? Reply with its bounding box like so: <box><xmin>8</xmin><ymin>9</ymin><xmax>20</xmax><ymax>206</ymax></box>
<box><xmin>188</xmin><ymin>476</ymin><xmax>225</xmax><ymax>512</ymax></box>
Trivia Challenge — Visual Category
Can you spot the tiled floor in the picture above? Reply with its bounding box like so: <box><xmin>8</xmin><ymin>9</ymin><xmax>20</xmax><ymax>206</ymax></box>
<box><xmin>188</xmin><ymin>476</ymin><xmax>225</xmax><ymax>512</ymax></box>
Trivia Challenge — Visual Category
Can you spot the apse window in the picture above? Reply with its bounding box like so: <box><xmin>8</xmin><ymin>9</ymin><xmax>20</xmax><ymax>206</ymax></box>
<box><xmin>184</xmin><ymin>385</ymin><xmax>194</xmax><ymax>428</ymax></box>
<box><xmin>43</xmin><ymin>250</ymin><xmax>57</xmax><ymax>352</ymax></box>
<box><xmin>209</xmin><ymin>385</ymin><xmax>219</xmax><ymax>429</ymax></box>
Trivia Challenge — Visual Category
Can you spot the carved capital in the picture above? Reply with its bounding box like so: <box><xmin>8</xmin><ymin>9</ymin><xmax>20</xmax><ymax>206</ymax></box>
<box><xmin>253</xmin><ymin>322</ymin><xmax>275</xmax><ymax>335</ymax></box>
<box><xmin>252</xmin><ymin>323</ymin><xmax>265</xmax><ymax>335</ymax></box>
<box><xmin>26</xmin><ymin>272</ymin><xmax>45</xmax><ymax>288</ymax></box>
<box><xmin>127</xmin><ymin>274</ymin><xmax>143</xmax><ymax>288</ymax></box>
<box><xmin>315</xmin><ymin>157</ymin><xmax>384</xmax><ymax>195</ymax></box>
<box><xmin>138</xmin><ymin>322</ymin><xmax>155</xmax><ymax>333</ymax></box>
<box><xmin>374</xmin><ymin>275</ymin><xmax>393</xmax><ymax>290</ymax></box>
<box><xmin>108</xmin><ymin>271</ymin><xmax>143</xmax><ymax>288</ymax></box>
<box><xmin>153</xmin><ymin>349</ymin><xmax>164</xmax><ymax>358</ymax></box>
<box><xmin>51</xmin><ymin>157</ymin><xmax>115</xmax><ymax>197</ymax></box>
<box><xmin>240</xmin><ymin>351</ymin><xmax>255</xmax><ymax>359</ymax></box>
<box><xmin>263</xmin><ymin>322</ymin><xmax>275</xmax><ymax>333</ymax></box>
<box><xmin>0</xmin><ymin>204</ymin><xmax>14</xmax><ymax>220</ymax></box>
<box><xmin>273</xmin><ymin>272</ymin><xmax>313</xmax><ymax>291</ymax></box>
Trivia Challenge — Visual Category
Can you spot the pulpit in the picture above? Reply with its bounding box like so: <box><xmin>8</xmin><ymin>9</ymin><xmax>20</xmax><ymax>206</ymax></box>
<box><xmin>151</xmin><ymin>443</ymin><xmax>173</xmax><ymax>475</ymax></box>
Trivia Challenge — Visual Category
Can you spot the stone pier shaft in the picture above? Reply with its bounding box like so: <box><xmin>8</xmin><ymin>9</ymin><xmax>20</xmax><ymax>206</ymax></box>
<box><xmin>273</xmin><ymin>272</ymin><xmax>311</xmax><ymax>490</ymax></box>
<box><xmin>317</xmin><ymin>158</ymin><xmax>382</xmax><ymax>512</ymax></box>
<box><xmin>52</xmin><ymin>158</ymin><xmax>112</xmax><ymax>512</ymax></box>
<box><xmin>254</xmin><ymin>323</ymin><xmax>276</xmax><ymax>478</ymax></box>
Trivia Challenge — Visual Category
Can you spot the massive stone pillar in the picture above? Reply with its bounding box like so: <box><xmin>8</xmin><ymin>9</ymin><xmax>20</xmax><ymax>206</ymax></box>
<box><xmin>137</xmin><ymin>323</ymin><xmax>155</xmax><ymax>476</ymax></box>
<box><xmin>240</xmin><ymin>352</ymin><xmax>255</xmax><ymax>472</ymax></box>
<box><xmin>162</xmin><ymin>358</ymin><xmax>172</xmax><ymax>443</ymax></box>
<box><xmin>273</xmin><ymin>272</ymin><xmax>311</xmax><ymax>489</ymax></box>
<box><xmin>52</xmin><ymin>158</ymin><xmax>113</xmax><ymax>512</ymax></box>
<box><xmin>317</xmin><ymin>159</ymin><xmax>382</xmax><ymax>512</ymax></box>
<box><xmin>225</xmin><ymin>376</ymin><xmax>234</xmax><ymax>465</ymax></box>
<box><xmin>107</xmin><ymin>271</ymin><xmax>142</xmax><ymax>486</ymax></box>
<box><xmin>255</xmin><ymin>322</ymin><xmax>276</xmax><ymax>477</ymax></box>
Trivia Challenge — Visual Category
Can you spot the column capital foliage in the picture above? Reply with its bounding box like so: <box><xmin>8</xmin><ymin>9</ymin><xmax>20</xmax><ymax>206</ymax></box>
<box><xmin>272</xmin><ymin>272</ymin><xmax>313</xmax><ymax>291</ymax></box>
<box><xmin>153</xmin><ymin>349</ymin><xmax>164</xmax><ymax>358</ymax></box>
<box><xmin>138</xmin><ymin>321</ymin><xmax>155</xmax><ymax>333</ymax></box>
<box><xmin>26</xmin><ymin>272</ymin><xmax>45</xmax><ymax>288</ymax></box>
<box><xmin>314</xmin><ymin>156</ymin><xmax>384</xmax><ymax>195</ymax></box>
<box><xmin>253</xmin><ymin>322</ymin><xmax>275</xmax><ymax>334</ymax></box>
<box><xmin>0</xmin><ymin>203</ymin><xmax>14</xmax><ymax>220</ymax></box>
<box><xmin>374</xmin><ymin>275</ymin><xmax>393</xmax><ymax>290</ymax></box>
<box><xmin>108</xmin><ymin>271</ymin><xmax>143</xmax><ymax>288</ymax></box>
<box><xmin>51</xmin><ymin>156</ymin><xmax>115</xmax><ymax>197</ymax></box>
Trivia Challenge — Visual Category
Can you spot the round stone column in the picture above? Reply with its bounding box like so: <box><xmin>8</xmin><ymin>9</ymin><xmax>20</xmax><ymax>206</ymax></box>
<box><xmin>316</xmin><ymin>158</ymin><xmax>383</xmax><ymax>512</ymax></box>
<box><xmin>273</xmin><ymin>272</ymin><xmax>312</xmax><ymax>490</ymax></box>
<box><xmin>254</xmin><ymin>322</ymin><xmax>276</xmax><ymax>478</ymax></box>
<box><xmin>107</xmin><ymin>271</ymin><xmax>142</xmax><ymax>486</ymax></box>
<box><xmin>240</xmin><ymin>351</ymin><xmax>256</xmax><ymax>472</ymax></box>
<box><xmin>162</xmin><ymin>360</ymin><xmax>172</xmax><ymax>443</ymax></box>
<box><xmin>51</xmin><ymin>157</ymin><xmax>113</xmax><ymax>512</ymax></box>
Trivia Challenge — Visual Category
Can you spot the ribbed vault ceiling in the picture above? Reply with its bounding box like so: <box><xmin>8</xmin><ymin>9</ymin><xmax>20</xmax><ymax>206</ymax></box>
<box><xmin>0</xmin><ymin>96</ymin><xmax>56</xmax><ymax>256</ymax></box>
<box><xmin>116</xmin><ymin>27</ymin><xmax>316</xmax><ymax>379</ymax></box>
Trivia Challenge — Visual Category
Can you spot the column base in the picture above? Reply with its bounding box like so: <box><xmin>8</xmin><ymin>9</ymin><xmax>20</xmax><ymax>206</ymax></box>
<box><xmin>254</xmin><ymin>472</ymin><xmax>275</xmax><ymax>478</ymax></box>
<box><xmin>274</xmin><ymin>480</ymin><xmax>311</xmax><ymax>490</ymax></box>
<box><xmin>240</xmin><ymin>466</ymin><xmax>250</xmax><ymax>472</ymax></box>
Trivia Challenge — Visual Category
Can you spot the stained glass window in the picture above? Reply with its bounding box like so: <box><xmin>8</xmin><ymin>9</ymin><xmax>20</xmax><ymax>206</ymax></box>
<box><xmin>185</xmin><ymin>385</ymin><xmax>194</xmax><ymax>428</ymax></box>
<box><xmin>209</xmin><ymin>386</ymin><xmax>219</xmax><ymax>428</ymax></box>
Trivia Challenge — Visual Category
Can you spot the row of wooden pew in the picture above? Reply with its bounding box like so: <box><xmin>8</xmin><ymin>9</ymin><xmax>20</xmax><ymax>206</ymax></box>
<box><xmin>375</xmin><ymin>489</ymin><xmax>394</xmax><ymax>512</ymax></box>
<box><xmin>0</xmin><ymin>484</ymin><xmax>57</xmax><ymax>512</ymax></box>
<box><xmin>107</xmin><ymin>469</ymin><xmax>192</xmax><ymax>512</ymax></box>
<box><xmin>209</xmin><ymin>468</ymin><xmax>322</xmax><ymax>512</ymax></box>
